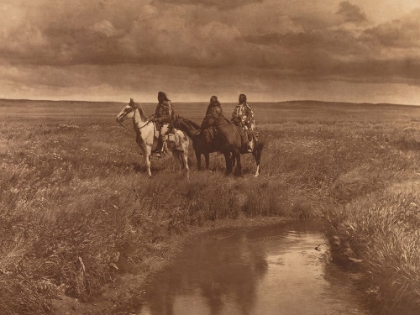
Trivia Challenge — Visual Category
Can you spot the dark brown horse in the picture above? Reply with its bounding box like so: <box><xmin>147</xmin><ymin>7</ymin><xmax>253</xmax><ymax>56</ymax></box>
<box><xmin>201</xmin><ymin>111</ymin><xmax>264</xmax><ymax>177</ymax></box>
<box><xmin>172</xmin><ymin>115</ymin><xmax>235</xmax><ymax>173</ymax></box>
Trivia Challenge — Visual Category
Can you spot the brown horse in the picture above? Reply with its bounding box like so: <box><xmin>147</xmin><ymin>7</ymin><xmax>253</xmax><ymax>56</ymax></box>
<box><xmin>201</xmin><ymin>111</ymin><xmax>264</xmax><ymax>177</ymax></box>
<box><xmin>172</xmin><ymin>115</ymin><xmax>234</xmax><ymax>173</ymax></box>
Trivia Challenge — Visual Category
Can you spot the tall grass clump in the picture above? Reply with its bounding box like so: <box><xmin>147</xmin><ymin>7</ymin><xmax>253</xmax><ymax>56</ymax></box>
<box><xmin>325</xmin><ymin>179</ymin><xmax>420</xmax><ymax>315</ymax></box>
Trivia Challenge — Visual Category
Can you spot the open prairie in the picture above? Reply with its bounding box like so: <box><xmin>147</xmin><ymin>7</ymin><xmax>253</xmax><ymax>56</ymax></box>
<box><xmin>1</xmin><ymin>99</ymin><xmax>420</xmax><ymax>314</ymax></box>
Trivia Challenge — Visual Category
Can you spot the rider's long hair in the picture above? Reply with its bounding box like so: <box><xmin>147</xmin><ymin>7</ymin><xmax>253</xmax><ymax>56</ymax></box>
<box><xmin>158</xmin><ymin>91</ymin><xmax>170</xmax><ymax>102</ymax></box>
<box><xmin>210</xmin><ymin>95</ymin><xmax>221</xmax><ymax>107</ymax></box>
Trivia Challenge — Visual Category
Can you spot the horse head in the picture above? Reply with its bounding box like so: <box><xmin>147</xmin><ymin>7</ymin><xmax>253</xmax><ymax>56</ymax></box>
<box><xmin>116</xmin><ymin>100</ymin><xmax>136</xmax><ymax>123</ymax></box>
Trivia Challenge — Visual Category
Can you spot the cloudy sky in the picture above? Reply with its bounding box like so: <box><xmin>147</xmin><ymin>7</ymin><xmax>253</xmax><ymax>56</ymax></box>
<box><xmin>1</xmin><ymin>0</ymin><xmax>420</xmax><ymax>104</ymax></box>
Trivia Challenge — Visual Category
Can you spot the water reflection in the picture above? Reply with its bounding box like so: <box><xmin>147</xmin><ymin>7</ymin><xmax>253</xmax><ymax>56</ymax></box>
<box><xmin>139</xmin><ymin>228</ymin><xmax>270</xmax><ymax>315</ymax></box>
<box><xmin>136</xmin><ymin>221</ymin><xmax>369</xmax><ymax>315</ymax></box>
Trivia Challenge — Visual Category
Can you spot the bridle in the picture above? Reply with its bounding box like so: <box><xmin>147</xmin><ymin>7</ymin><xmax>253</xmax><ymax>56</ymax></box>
<box><xmin>117</xmin><ymin>105</ymin><xmax>156</xmax><ymax>130</ymax></box>
<box><xmin>117</xmin><ymin>119</ymin><xmax>129</xmax><ymax>130</ymax></box>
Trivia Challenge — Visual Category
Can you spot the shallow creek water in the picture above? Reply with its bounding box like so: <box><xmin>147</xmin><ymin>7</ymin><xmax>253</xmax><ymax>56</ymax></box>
<box><xmin>134</xmin><ymin>221</ymin><xmax>370</xmax><ymax>315</ymax></box>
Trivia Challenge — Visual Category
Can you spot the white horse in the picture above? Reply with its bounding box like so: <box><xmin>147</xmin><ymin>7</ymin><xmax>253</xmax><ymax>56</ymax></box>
<box><xmin>116</xmin><ymin>98</ymin><xmax>190</xmax><ymax>179</ymax></box>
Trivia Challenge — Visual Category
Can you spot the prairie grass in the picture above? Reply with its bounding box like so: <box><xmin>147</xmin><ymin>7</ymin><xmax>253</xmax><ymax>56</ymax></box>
<box><xmin>1</xmin><ymin>99</ymin><xmax>420</xmax><ymax>314</ymax></box>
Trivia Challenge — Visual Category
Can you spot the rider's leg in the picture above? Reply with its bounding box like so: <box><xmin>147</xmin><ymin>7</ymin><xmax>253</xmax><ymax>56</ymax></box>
<box><xmin>251</xmin><ymin>123</ymin><xmax>257</xmax><ymax>142</ymax></box>
<box><xmin>155</xmin><ymin>123</ymin><xmax>171</xmax><ymax>157</ymax></box>
<box><xmin>155</xmin><ymin>138</ymin><xmax>163</xmax><ymax>153</ymax></box>
<box><xmin>246</xmin><ymin>124</ymin><xmax>255</xmax><ymax>152</ymax></box>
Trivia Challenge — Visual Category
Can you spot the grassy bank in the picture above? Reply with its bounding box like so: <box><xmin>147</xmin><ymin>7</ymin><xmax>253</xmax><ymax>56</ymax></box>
<box><xmin>1</xmin><ymin>99</ymin><xmax>420</xmax><ymax>314</ymax></box>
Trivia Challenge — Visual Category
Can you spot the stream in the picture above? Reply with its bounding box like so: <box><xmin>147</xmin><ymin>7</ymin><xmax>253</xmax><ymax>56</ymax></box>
<box><xmin>132</xmin><ymin>221</ymin><xmax>370</xmax><ymax>315</ymax></box>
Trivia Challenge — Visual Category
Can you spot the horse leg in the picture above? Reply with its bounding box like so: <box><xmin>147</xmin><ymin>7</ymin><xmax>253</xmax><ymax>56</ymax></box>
<box><xmin>172</xmin><ymin>151</ymin><xmax>181</xmax><ymax>170</ymax></box>
<box><xmin>195</xmin><ymin>151</ymin><xmax>202</xmax><ymax>170</ymax></box>
<box><xmin>224</xmin><ymin>152</ymin><xmax>233</xmax><ymax>175</ymax></box>
<box><xmin>137</xmin><ymin>137</ymin><xmax>152</xmax><ymax>177</ymax></box>
<box><xmin>145</xmin><ymin>145</ymin><xmax>152</xmax><ymax>177</ymax></box>
<box><xmin>235</xmin><ymin>152</ymin><xmax>243</xmax><ymax>176</ymax></box>
<box><xmin>183</xmin><ymin>151</ymin><xmax>190</xmax><ymax>180</ymax></box>
<box><xmin>173</xmin><ymin>149</ymin><xmax>189</xmax><ymax>180</ymax></box>
<box><xmin>179</xmin><ymin>134</ymin><xmax>189</xmax><ymax>180</ymax></box>
<box><xmin>204</xmin><ymin>153</ymin><xmax>210</xmax><ymax>170</ymax></box>
<box><xmin>252</xmin><ymin>146</ymin><xmax>261</xmax><ymax>177</ymax></box>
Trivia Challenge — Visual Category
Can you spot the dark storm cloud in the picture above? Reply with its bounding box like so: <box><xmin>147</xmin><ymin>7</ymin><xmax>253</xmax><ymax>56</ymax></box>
<box><xmin>337</xmin><ymin>1</ymin><xmax>367</xmax><ymax>23</ymax></box>
<box><xmin>2</xmin><ymin>0</ymin><xmax>420</xmax><ymax>103</ymax></box>
<box><xmin>0</xmin><ymin>26</ymin><xmax>125</xmax><ymax>66</ymax></box>
<box><xmin>42</xmin><ymin>26</ymin><xmax>128</xmax><ymax>65</ymax></box>
<box><xmin>363</xmin><ymin>9</ymin><xmax>420</xmax><ymax>48</ymax></box>
<box><xmin>0</xmin><ymin>1</ymin><xmax>248</xmax><ymax>67</ymax></box>
<box><xmin>319</xmin><ymin>58</ymin><xmax>420</xmax><ymax>87</ymax></box>
<box><xmin>243</xmin><ymin>29</ymin><xmax>372</xmax><ymax>55</ymax></box>
<box><xmin>2</xmin><ymin>1</ymin><xmax>419</xmax><ymax>83</ymax></box>
<box><xmin>3</xmin><ymin>5</ymin><xmax>420</xmax><ymax>89</ymax></box>
<box><xmin>241</xmin><ymin>22</ymin><xmax>420</xmax><ymax>86</ymax></box>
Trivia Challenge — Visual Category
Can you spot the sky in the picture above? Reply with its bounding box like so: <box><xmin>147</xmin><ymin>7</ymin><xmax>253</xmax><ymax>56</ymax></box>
<box><xmin>0</xmin><ymin>0</ymin><xmax>420</xmax><ymax>104</ymax></box>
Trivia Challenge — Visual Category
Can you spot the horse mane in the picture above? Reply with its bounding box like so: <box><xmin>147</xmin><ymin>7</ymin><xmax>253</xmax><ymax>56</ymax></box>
<box><xmin>141</xmin><ymin>108</ymin><xmax>150</xmax><ymax>121</ymax></box>
<box><xmin>223</xmin><ymin>116</ymin><xmax>231</xmax><ymax>124</ymax></box>
<box><xmin>173</xmin><ymin>115</ymin><xmax>201</xmax><ymax>137</ymax></box>
<box><xmin>131</xmin><ymin>101</ymin><xmax>149</xmax><ymax>121</ymax></box>
<box><xmin>182</xmin><ymin>117</ymin><xmax>200</xmax><ymax>130</ymax></box>
<box><xmin>214</xmin><ymin>111</ymin><xmax>231</xmax><ymax>125</ymax></box>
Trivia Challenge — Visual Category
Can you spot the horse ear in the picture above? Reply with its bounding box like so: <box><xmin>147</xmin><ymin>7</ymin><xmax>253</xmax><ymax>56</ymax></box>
<box><xmin>130</xmin><ymin>98</ymin><xmax>133</xmax><ymax>102</ymax></box>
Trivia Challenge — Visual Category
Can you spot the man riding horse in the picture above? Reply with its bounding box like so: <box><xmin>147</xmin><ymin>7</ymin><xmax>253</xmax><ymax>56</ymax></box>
<box><xmin>201</xmin><ymin>95</ymin><xmax>223</xmax><ymax>143</ymax></box>
<box><xmin>231</xmin><ymin>94</ymin><xmax>255</xmax><ymax>152</ymax></box>
<box><xmin>150</xmin><ymin>91</ymin><xmax>175</xmax><ymax>157</ymax></box>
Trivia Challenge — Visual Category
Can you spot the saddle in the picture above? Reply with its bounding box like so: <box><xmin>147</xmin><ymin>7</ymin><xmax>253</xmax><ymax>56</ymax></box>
<box><xmin>203</xmin><ymin>126</ymin><xmax>218</xmax><ymax>143</ymax></box>
<box><xmin>161</xmin><ymin>125</ymin><xmax>184</xmax><ymax>150</ymax></box>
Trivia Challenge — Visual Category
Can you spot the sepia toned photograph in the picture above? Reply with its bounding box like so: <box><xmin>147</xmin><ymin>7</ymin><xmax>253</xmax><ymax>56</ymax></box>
<box><xmin>1</xmin><ymin>1</ymin><xmax>420</xmax><ymax>314</ymax></box>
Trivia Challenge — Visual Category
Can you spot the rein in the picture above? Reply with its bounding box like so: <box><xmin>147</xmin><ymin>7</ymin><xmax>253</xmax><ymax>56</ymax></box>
<box><xmin>117</xmin><ymin>120</ymin><xmax>128</xmax><ymax>130</ymax></box>
<box><xmin>118</xmin><ymin>109</ymin><xmax>156</xmax><ymax>131</ymax></box>
<box><xmin>137</xmin><ymin>116</ymin><xmax>155</xmax><ymax>130</ymax></box>
<box><xmin>136</xmin><ymin>109</ymin><xmax>156</xmax><ymax>129</ymax></box>
<box><xmin>205</xmin><ymin>114</ymin><xmax>230</xmax><ymax>129</ymax></box>
<box><xmin>214</xmin><ymin>120</ymin><xmax>230</xmax><ymax>128</ymax></box>
<box><xmin>212</xmin><ymin>117</ymin><xmax>243</xmax><ymax>139</ymax></box>
<box><xmin>117</xmin><ymin>120</ymin><xmax>134</xmax><ymax>138</ymax></box>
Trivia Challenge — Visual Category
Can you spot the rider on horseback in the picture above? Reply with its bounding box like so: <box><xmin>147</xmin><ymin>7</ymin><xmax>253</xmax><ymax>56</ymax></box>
<box><xmin>231</xmin><ymin>94</ymin><xmax>255</xmax><ymax>152</ymax></box>
<box><xmin>150</xmin><ymin>91</ymin><xmax>174</xmax><ymax>157</ymax></box>
<box><xmin>201</xmin><ymin>96</ymin><xmax>223</xmax><ymax>143</ymax></box>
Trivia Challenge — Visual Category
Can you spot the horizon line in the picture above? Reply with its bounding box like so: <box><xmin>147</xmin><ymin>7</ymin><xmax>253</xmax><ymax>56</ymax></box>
<box><xmin>1</xmin><ymin>97</ymin><xmax>419</xmax><ymax>107</ymax></box>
